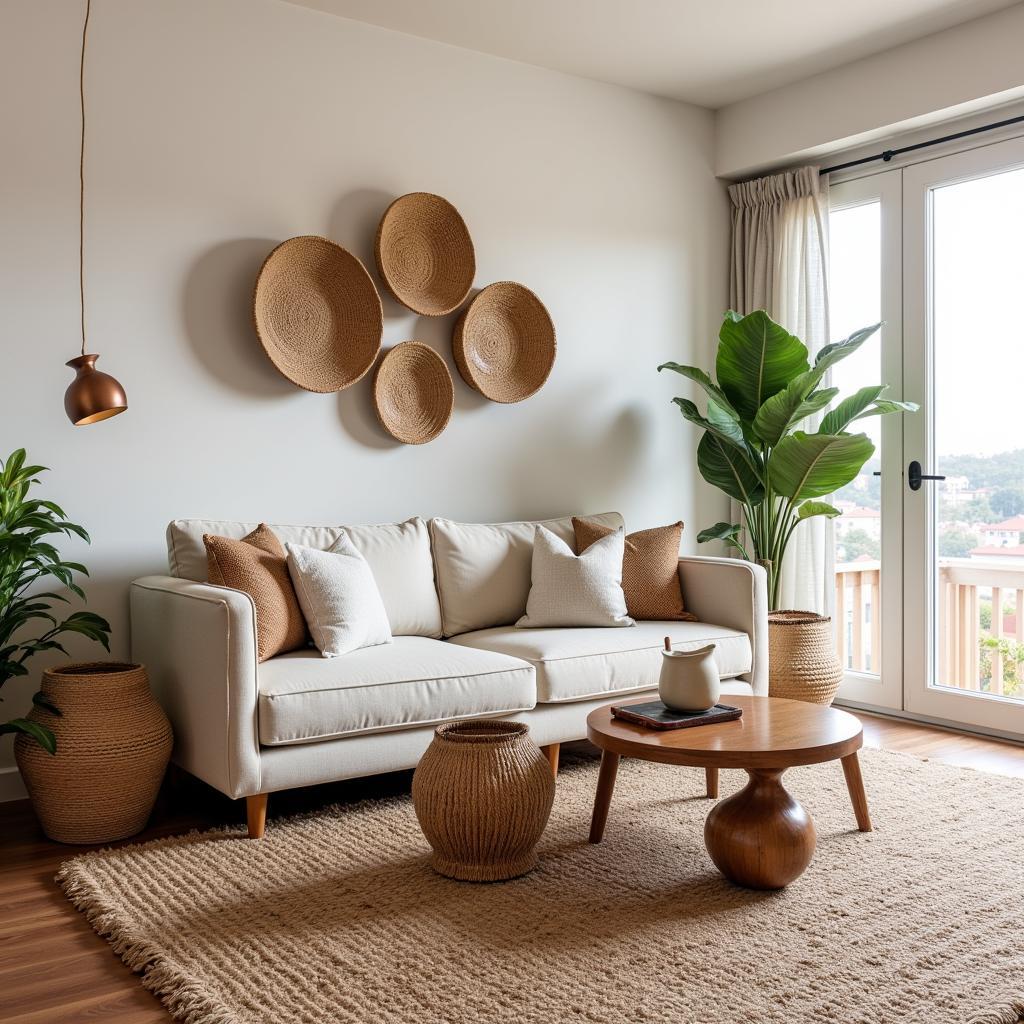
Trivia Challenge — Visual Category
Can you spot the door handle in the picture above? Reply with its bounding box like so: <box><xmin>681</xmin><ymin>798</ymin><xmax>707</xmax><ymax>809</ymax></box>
<box><xmin>908</xmin><ymin>460</ymin><xmax>945</xmax><ymax>491</ymax></box>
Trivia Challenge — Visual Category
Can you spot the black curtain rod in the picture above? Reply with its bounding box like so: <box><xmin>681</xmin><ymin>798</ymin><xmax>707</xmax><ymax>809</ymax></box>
<box><xmin>819</xmin><ymin>112</ymin><xmax>1024</xmax><ymax>175</ymax></box>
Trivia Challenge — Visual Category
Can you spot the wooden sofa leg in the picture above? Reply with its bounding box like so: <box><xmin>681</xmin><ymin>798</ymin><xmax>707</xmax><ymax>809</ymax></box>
<box><xmin>246</xmin><ymin>794</ymin><xmax>268</xmax><ymax>839</ymax></box>
<box><xmin>542</xmin><ymin>743</ymin><xmax>560</xmax><ymax>778</ymax></box>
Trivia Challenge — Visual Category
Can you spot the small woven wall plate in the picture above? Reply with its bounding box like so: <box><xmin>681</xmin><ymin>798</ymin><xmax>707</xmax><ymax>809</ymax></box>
<box><xmin>253</xmin><ymin>236</ymin><xmax>383</xmax><ymax>393</ymax></box>
<box><xmin>453</xmin><ymin>281</ymin><xmax>556</xmax><ymax>403</ymax></box>
<box><xmin>375</xmin><ymin>193</ymin><xmax>476</xmax><ymax>316</ymax></box>
<box><xmin>373</xmin><ymin>342</ymin><xmax>454</xmax><ymax>445</ymax></box>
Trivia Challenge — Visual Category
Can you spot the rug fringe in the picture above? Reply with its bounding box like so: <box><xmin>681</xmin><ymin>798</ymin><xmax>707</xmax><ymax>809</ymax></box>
<box><xmin>57</xmin><ymin>862</ymin><xmax>240</xmax><ymax>1024</ymax></box>
<box><xmin>968</xmin><ymin>996</ymin><xmax>1024</xmax><ymax>1024</ymax></box>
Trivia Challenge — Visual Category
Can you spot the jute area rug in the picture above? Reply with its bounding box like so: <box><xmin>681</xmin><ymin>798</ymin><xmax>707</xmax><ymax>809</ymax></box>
<box><xmin>59</xmin><ymin>747</ymin><xmax>1024</xmax><ymax>1024</ymax></box>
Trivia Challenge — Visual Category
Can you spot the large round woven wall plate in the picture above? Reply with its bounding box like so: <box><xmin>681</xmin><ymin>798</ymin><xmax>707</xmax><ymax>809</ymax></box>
<box><xmin>373</xmin><ymin>342</ymin><xmax>454</xmax><ymax>445</ymax></box>
<box><xmin>253</xmin><ymin>236</ymin><xmax>383</xmax><ymax>393</ymax></box>
<box><xmin>452</xmin><ymin>281</ymin><xmax>556</xmax><ymax>403</ymax></box>
<box><xmin>375</xmin><ymin>193</ymin><xmax>476</xmax><ymax>316</ymax></box>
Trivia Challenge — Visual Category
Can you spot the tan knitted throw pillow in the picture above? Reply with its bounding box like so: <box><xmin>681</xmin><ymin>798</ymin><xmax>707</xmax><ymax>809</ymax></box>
<box><xmin>204</xmin><ymin>524</ymin><xmax>308</xmax><ymax>662</ymax></box>
<box><xmin>573</xmin><ymin>518</ymin><xmax>696</xmax><ymax>622</ymax></box>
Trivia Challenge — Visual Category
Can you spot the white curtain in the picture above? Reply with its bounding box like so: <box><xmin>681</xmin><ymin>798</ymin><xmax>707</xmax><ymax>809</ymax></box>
<box><xmin>728</xmin><ymin>166</ymin><xmax>833</xmax><ymax>614</ymax></box>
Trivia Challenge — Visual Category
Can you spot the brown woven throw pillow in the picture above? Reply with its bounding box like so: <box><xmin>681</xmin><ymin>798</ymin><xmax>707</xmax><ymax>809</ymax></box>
<box><xmin>572</xmin><ymin>518</ymin><xmax>696</xmax><ymax>622</ymax></box>
<box><xmin>204</xmin><ymin>524</ymin><xmax>308</xmax><ymax>662</ymax></box>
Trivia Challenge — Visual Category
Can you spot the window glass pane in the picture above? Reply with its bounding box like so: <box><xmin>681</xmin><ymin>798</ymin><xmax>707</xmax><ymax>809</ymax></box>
<box><xmin>931</xmin><ymin>165</ymin><xmax>1024</xmax><ymax>701</ymax></box>
<box><xmin>829</xmin><ymin>200</ymin><xmax>882</xmax><ymax>674</ymax></box>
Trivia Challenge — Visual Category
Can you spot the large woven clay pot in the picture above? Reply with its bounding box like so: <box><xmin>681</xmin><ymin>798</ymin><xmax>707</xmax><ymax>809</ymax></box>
<box><xmin>413</xmin><ymin>720</ymin><xmax>555</xmax><ymax>881</ymax></box>
<box><xmin>768</xmin><ymin>611</ymin><xmax>844</xmax><ymax>706</ymax></box>
<box><xmin>15</xmin><ymin>662</ymin><xmax>172</xmax><ymax>844</ymax></box>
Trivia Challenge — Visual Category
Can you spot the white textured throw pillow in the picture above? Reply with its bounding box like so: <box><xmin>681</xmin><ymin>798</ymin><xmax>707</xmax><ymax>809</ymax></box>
<box><xmin>516</xmin><ymin>526</ymin><xmax>634</xmax><ymax>629</ymax></box>
<box><xmin>286</xmin><ymin>537</ymin><xmax>392</xmax><ymax>657</ymax></box>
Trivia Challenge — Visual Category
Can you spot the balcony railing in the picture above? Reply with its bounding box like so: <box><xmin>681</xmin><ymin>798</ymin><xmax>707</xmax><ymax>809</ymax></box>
<box><xmin>835</xmin><ymin>558</ymin><xmax>1024</xmax><ymax>696</ymax></box>
<box><xmin>938</xmin><ymin>560</ymin><xmax>1024</xmax><ymax>694</ymax></box>
<box><xmin>835</xmin><ymin>560</ymin><xmax>880</xmax><ymax>673</ymax></box>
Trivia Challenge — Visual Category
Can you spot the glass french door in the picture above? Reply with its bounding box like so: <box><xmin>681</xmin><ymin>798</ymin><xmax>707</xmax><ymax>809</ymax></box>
<box><xmin>830</xmin><ymin>170</ymin><xmax>904</xmax><ymax>710</ymax></box>
<box><xmin>830</xmin><ymin>134</ymin><xmax>1024</xmax><ymax>739</ymax></box>
<box><xmin>903</xmin><ymin>137</ymin><xmax>1024</xmax><ymax>736</ymax></box>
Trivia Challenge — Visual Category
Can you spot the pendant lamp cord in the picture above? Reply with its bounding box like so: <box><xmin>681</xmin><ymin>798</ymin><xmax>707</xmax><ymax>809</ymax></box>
<box><xmin>79</xmin><ymin>0</ymin><xmax>91</xmax><ymax>357</ymax></box>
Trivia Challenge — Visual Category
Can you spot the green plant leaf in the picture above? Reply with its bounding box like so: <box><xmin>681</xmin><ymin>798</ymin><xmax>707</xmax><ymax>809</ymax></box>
<box><xmin>657</xmin><ymin>363</ymin><xmax>740</xmax><ymax>420</ymax></box>
<box><xmin>61</xmin><ymin>523</ymin><xmax>90</xmax><ymax>543</ymax></box>
<box><xmin>856</xmin><ymin>399</ymin><xmax>920</xmax><ymax>420</ymax></box>
<box><xmin>770</xmin><ymin>431</ymin><xmax>876</xmax><ymax>500</ymax></box>
<box><xmin>696</xmin><ymin>522</ymin><xmax>741</xmax><ymax>543</ymax></box>
<box><xmin>671</xmin><ymin>397</ymin><xmax>748</xmax><ymax>451</ymax></box>
<box><xmin>0</xmin><ymin>718</ymin><xmax>56</xmax><ymax>754</ymax></box>
<box><xmin>65</xmin><ymin>610</ymin><xmax>111</xmax><ymax>627</ymax></box>
<box><xmin>752</xmin><ymin>371</ymin><xmax>839</xmax><ymax>445</ymax></box>
<box><xmin>696</xmin><ymin>432</ymin><xmax>765</xmax><ymax>505</ymax></box>
<box><xmin>31</xmin><ymin>691</ymin><xmax>62</xmax><ymax>716</ymax></box>
<box><xmin>37</xmin><ymin>499</ymin><xmax>68</xmax><ymax>518</ymax></box>
<box><xmin>696</xmin><ymin>521</ymin><xmax>748</xmax><ymax>557</ymax></box>
<box><xmin>812</xmin><ymin>323</ymin><xmax>882</xmax><ymax>377</ymax></box>
<box><xmin>715</xmin><ymin>310</ymin><xmax>810</xmax><ymax>421</ymax></box>
<box><xmin>819</xmin><ymin>385</ymin><xmax>887</xmax><ymax>435</ymax></box>
<box><xmin>20</xmin><ymin>640</ymin><xmax>68</xmax><ymax>656</ymax></box>
<box><xmin>2</xmin><ymin>449</ymin><xmax>26</xmax><ymax>484</ymax></box>
<box><xmin>795</xmin><ymin>501</ymin><xmax>842</xmax><ymax>521</ymax></box>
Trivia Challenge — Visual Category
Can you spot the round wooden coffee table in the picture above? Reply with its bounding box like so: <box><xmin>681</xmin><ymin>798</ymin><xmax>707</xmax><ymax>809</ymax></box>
<box><xmin>586</xmin><ymin>695</ymin><xmax>871</xmax><ymax>890</ymax></box>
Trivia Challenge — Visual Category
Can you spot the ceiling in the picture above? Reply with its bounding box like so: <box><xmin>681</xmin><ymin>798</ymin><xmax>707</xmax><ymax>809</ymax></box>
<box><xmin>284</xmin><ymin>0</ymin><xmax>1020</xmax><ymax>108</ymax></box>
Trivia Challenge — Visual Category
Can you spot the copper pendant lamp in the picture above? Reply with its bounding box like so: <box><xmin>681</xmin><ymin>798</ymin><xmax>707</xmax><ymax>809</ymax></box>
<box><xmin>65</xmin><ymin>0</ymin><xmax>127</xmax><ymax>426</ymax></box>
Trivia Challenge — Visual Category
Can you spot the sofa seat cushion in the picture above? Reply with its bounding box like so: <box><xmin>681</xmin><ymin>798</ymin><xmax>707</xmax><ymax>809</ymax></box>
<box><xmin>257</xmin><ymin>637</ymin><xmax>535</xmax><ymax>746</ymax></box>
<box><xmin>448</xmin><ymin>621</ymin><xmax>752</xmax><ymax>703</ymax></box>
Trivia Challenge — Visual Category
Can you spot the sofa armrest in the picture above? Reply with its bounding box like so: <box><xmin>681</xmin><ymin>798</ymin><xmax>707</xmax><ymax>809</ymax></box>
<box><xmin>678</xmin><ymin>556</ymin><xmax>768</xmax><ymax>696</ymax></box>
<box><xmin>130</xmin><ymin>575</ymin><xmax>261</xmax><ymax>798</ymax></box>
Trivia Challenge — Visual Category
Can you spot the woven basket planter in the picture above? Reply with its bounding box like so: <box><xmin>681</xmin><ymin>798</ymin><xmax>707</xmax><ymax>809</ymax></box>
<box><xmin>373</xmin><ymin>341</ymin><xmax>454</xmax><ymax>444</ymax></box>
<box><xmin>375</xmin><ymin>193</ymin><xmax>476</xmax><ymax>316</ymax></box>
<box><xmin>14</xmin><ymin>662</ymin><xmax>172</xmax><ymax>844</ymax></box>
<box><xmin>412</xmin><ymin>720</ymin><xmax>555</xmax><ymax>881</ymax></box>
<box><xmin>253</xmin><ymin>235</ymin><xmax>383</xmax><ymax>393</ymax></box>
<box><xmin>453</xmin><ymin>281</ymin><xmax>556</xmax><ymax>403</ymax></box>
<box><xmin>768</xmin><ymin>611</ymin><xmax>844</xmax><ymax>706</ymax></box>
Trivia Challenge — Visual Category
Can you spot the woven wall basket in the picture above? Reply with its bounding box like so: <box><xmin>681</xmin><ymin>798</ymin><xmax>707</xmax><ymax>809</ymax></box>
<box><xmin>453</xmin><ymin>281</ymin><xmax>556</xmax><ymax>403</ymax></box>
<box><xmin>14</xmin><ymin>662</ymin><xmax>172</xmax><ymax>844</ymax></box>
<box><xmin>375</xmin><ymin>193</ymin><xmax>476</xmax><ymax>316</ymax></box>
<box><xmin>373</xmin><ymin>341</ymin><xmax>454</xmax><ymax>445</ymax></box>
<box><xmin>768</xmin><ymin>611</ymin><xmax>844</xmax><ymax>706</ymax></box>
<box><xmin>412</xmin><ymin>720</ymin><xmax>555</xmax><ymax>881</ymax></box>
<box><xmin>253</xmin><ymin>235</ymin><xmax>383</xmax><ymax>393</ymax></box>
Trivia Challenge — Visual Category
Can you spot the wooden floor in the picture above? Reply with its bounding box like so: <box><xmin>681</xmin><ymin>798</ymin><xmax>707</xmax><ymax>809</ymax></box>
<box><xmin>2</xmin><ymin>710</ymin><xmax>1022</xmax><ymax>1023</ymax></box>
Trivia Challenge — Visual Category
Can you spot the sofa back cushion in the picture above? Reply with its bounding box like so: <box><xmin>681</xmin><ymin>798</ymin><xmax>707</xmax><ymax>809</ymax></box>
<box><xmin>204</xmin><ymin>524</ymin><xmax>309</xmax><ymax>662</ymax></box>
<box><xmin>429</xmin><ymin>512</ymin><xmax>623</xmax><ymax>637</ymax></box>
<box><xmin>167</xmin><ymin>517</ymin><xmax>442</xmax><ymax>638</ymax></box>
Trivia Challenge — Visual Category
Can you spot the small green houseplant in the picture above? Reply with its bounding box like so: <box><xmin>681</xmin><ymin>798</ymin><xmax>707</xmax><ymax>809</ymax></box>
<box><xmin>0</xmin><ymin>449</ymin><xmax>111</xmax><ymax>753</ymax></box>
<box><xmin>659</xmin><ymin>310</ymin><xmax>916</xmax><ymax>610</ymax></box>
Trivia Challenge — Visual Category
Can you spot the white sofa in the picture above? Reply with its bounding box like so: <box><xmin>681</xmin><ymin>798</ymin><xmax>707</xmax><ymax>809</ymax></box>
<box><xmin>130</xmin><ymin>513</ymin><xmax>768</xmax><ymax>835</ymax></box>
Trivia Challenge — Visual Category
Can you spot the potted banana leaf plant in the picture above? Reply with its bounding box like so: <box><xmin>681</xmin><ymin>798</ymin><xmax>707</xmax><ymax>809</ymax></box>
<box><xmin>658</xmin><ymin>310</ymin><xmax>917</xmax><ymax>703</ymax></box>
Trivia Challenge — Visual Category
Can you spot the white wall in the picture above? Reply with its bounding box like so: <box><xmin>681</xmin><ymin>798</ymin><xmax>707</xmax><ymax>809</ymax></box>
<box><xmin>0</xmin><ymin>0</ymin><xmax>729</xmax><ymax>791</ymax></box>
<box><xmin>715</xmin><ymin>3</ymin><xmax>1024</xmax><ymax>178</ymax></box>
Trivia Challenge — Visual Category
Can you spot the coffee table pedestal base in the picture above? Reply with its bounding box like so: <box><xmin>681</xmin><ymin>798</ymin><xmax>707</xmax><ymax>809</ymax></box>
<box><xmin>704</xmin><ymin>769</ymin><xmax>816</xmax><ymax>890</ymax></box>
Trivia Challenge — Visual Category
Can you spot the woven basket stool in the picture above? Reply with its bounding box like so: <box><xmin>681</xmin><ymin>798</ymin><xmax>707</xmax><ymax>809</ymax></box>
<box><xmin>412</xmin><ymin>720</ymin><xmax>555</xmax><ymax>881</ymax></box>
<box><xmin>767</xmin><ymin>611</ymin><xmax>844</xmax><ymax>706</ymax></box>
<box><xmin>14</xmin><ymin>662</ymin><xmax>172</xmax><ymax>844</ymax></box>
